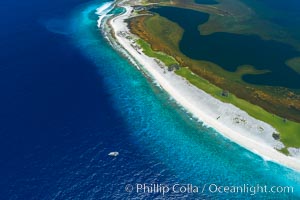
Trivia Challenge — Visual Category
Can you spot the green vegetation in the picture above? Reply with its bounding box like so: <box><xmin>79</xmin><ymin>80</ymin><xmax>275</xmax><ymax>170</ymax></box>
<box><xmin>136</xmin><ymin>39</ymin><xmax>178</xmax><ymax>66</ymax></box>
<box><xmin>129</xmin><ymin>13</ymin><xmax>300</xmax><ymax>123</ymax></box>
<box><xmin>130</xmin><ymin>14</ymin><xmax>300</xmax><ymax>151</ymax></box>
<box><xmin>175</xmin><ymin>67</ymin><xmax>300</xmax><ymax>149</ymax></box>
<box><xmin>137</xmin><ymin>34</ymin><xmax>300</xmax><ymax>149</ymax></box>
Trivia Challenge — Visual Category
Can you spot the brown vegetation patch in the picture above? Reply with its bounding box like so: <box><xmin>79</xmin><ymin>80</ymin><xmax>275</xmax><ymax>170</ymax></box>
<box><xmin>127</xmin><ymin>14</ymin><xmax>300</xmax><ymax>122</ymax></box>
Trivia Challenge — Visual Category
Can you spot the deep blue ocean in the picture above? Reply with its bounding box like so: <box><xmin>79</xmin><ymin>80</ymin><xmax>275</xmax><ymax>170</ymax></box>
<box><xmin>0</xmin><ymin>0</ymin><xmax>300</xmax><ymax>199</ymax></box>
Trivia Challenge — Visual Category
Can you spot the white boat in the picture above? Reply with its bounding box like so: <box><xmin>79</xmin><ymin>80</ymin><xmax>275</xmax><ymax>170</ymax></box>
<box><xmin>108</xmin><ymin>152</ymin><xmax>119</xmax><ymax>157</ymax></box>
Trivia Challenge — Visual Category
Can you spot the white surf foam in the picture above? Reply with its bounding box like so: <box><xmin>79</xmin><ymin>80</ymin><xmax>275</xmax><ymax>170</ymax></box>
<box><xmin>96</xmin><ymin>2</ymin><xmax>114</xmax><ymax>28</ymax></box>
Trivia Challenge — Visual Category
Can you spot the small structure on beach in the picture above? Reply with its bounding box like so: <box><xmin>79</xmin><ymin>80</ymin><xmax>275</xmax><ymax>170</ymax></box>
<box><xmin>168</xmin><ymin>64</ymin><xmax>180</xmax><ymax>71</ymax></box>
<box><xmin>272</xmin><ymin>132</ymin><xmax>280</xmax><ymax>140</ymax></box>
<box><xmin>221</xmin><ymin>89</ymin><xmax>229</xmax><ymax>97</ymax></box>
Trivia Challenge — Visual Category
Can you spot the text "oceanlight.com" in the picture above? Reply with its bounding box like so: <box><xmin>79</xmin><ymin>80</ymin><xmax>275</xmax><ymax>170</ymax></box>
<box><xmin>124</xmin><ymin>183</ymin><xmax>294</xmax><ymax>196</ymax></box>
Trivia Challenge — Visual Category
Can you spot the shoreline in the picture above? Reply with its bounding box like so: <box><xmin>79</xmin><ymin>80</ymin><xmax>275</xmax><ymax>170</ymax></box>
<box><xmin>101</xmin><ymin>2</ymin><xmax>300</xmax><ymax>172</ymax></box>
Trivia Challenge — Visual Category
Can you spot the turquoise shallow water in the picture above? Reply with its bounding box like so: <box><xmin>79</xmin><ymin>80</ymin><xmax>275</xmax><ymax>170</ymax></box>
<box><xmin>70</xmin><ymin>1</ymin><xmax>300</xmax><ymax>199</ymax></box>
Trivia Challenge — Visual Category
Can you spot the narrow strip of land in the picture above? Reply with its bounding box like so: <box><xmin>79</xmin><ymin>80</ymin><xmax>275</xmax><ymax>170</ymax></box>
<box><xmin>104</xmin><ymin>1</ymin><xmax>300</xmax><ymax>171</ymax></box>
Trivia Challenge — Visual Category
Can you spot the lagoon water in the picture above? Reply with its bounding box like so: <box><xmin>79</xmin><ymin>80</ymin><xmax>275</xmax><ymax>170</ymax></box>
<box><xmin>194</xmin><ymin>0</ymin><xmax>218</xmax><ymax>5</ymax></box>
<box><xmin>0</xmin><ymin>0</ymin><xmax>300</xmax><ymax>199</ymax></box>
<box><xmin>151</xmin><ymin>6</ymin><xmax>300</xmax><ymax>88</ymax></box>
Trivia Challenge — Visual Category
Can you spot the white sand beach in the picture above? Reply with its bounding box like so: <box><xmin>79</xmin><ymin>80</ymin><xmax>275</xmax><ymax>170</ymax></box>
<box><xmin>101</xmin><ymin>1</ymin><xmax>300</xmax><ymax>171</ymax></box>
